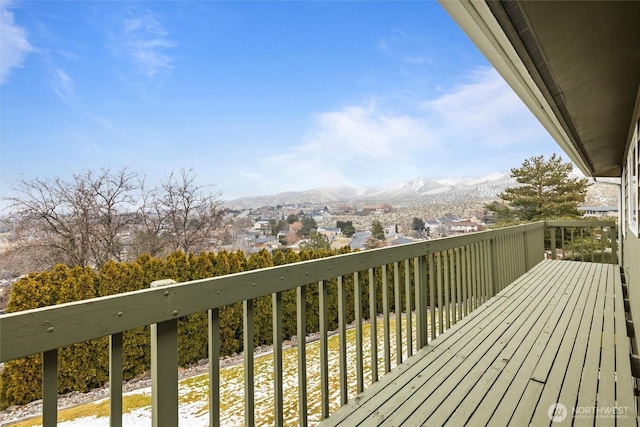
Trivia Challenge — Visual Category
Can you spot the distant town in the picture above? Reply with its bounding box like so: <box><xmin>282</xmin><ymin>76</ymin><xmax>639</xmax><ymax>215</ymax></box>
<box><xmin>0</xmin><ymin>175</ymin><xmax>619</xmax><ymax>312</ymax></box>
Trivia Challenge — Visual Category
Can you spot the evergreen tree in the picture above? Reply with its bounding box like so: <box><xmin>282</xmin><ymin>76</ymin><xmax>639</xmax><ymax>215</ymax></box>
<box><xmin>301</xmin><ymin>230</ymin><xmax>331</xmax><ymax>251</ymax></box>
<box><xmin>342</xmin><ymin>224</ymin><xmax>356</xmax><ymax>237</ymax></box>
<box><xmin>179</xmin><ymin>252</ymin><xmax>214</xmax><ymax>366</ymax></box>
<box><xmin>98</xmin><ymin>261</ymin><xmax>149</xmax><ymax>380</ymax></box>
<box><xmin>411</xmin><ymin>217</ymin><xmax>425</xmax><ymax>231</ymax></box>
<box><xmin>491</xmin><ymin>154</ymin><xmax>590</xmax><ymax>221</ymax></box>
<box><xmin>217</xmin><ymin>251</ymin><xmax>243</xmax><ymax>355</ymax></box>
<box><xmin>57</xmin><ymin>267</ymin><xmax>106</xmax><ymax>394</ymax></box>
<box><xmin>300</xmin><ymin>216</ymin><xmax>318</xmax><ymax>236</ymax></box>
<box><xmin>370</xmin><ymin>220</ymin><xmax>386</xmax><ymax>240</ymax></box>
<box><xmin>272</xmin><ymin>250</ymin><xmax>287</xmax><ymax>266</ymax></box>
<box><xmin>0</xmin><ymin>273</ymin><xmax>57</xmax><ymax>408</ymax></box>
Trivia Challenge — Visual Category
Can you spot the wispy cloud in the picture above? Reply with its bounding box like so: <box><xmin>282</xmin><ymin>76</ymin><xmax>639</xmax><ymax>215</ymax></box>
<box><xmin>52</xmin><ymin>68</ymin><xmax>74</xmax><ymax>102</ymax></box>
<box><xmin>423</xmin><ymin>67</ymin><xmax>547</xmax><ymax>149</ymax></box>
<box><xmin>0</xmin><ymin>0</ymin><xmax>33</xmax><ymax>85</ymax></box>
<box><xmin>242</xmin><ymin>103</ymin><xmax>434</xmax><ymax>194</ymax></box>
<box><xmin>114</xmin><ymin>8</ymin><xmax>176</xmax><ymax>78</ymax></box>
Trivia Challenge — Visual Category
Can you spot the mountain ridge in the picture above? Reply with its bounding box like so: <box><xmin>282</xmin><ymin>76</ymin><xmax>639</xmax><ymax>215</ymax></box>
<box><xmin>225</xmin><ymin>173</ymin><xmax>619</xmax><ymax>210</ymax></box>
<box><xmin>224</xmin><ymin>173</ymin><xmax>515</xmax><ymax>209</ymax></box>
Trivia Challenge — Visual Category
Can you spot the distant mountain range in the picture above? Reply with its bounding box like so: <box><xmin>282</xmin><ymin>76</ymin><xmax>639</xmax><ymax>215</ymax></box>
<box><xmin>225</xmin><ymin>173</ymin><xmax>619</xmax><ymax>210</ymax></box>
<box><xmin>225</xmin><ymin>173</ymin><xmax>512</xmax><ymax>209</ymax></box>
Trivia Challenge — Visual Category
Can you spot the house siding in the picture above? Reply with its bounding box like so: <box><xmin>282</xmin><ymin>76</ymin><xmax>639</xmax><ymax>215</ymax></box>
<box><xmin>623</xmin><ymin>95</ymin><xmax>640</xmax><ymax>351</ymax></box>
<box><xmin>624</xmin><ymin>230</ymin><xmax>640</xmax><ymax>352</ymax></box>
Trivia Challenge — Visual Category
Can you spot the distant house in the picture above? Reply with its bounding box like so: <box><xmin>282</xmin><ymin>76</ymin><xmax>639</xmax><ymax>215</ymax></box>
<box><xmin>361</xmin><ymin>205</ymin><xmax>393</xmax><ymax>215</ymax></box>
<box><xmin>388</xmin><ymin>236</ymin><xmax>413</xmax><ymax>246</ymax></box>
<box><xmin>253</xmin><ymin>220</ymin><xmax>271</xmax><ymax>231</ymax></box>
<box><xmin>578</xmin><ymin>206</ymin><xmax>618</xmax><ymax>218</ymax></box>
<box><xmin>447</xmin><ymin>221</ymin><xmax>481</xmax><ymax>233</ymax></box>
<box><xmin>318</xmin><ymin>227</ymin><xmax>341</xmax><ymax>239</ymax></box>
<box><xmin>250</xmin><ymin>236</ymin><xmax>280</xmax><ymax>252</ymax></box>
<box><xmin>349</xmin><ymin>231</ymin><xmax>371</xmax><ymax>250</ymax></box>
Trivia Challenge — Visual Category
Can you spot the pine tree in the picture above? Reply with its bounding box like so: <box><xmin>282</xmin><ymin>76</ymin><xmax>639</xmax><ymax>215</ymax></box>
<box><xmin>371</xmin><ymin>220</ymin><xmax>386</xmax><ymax>240</ymax></box>
<box><xmin>494</xmin><ymin>154</ymin><xmax>590</xmax><ymax>221</ymax></box>
<box><xmin>301</xmin><ymin>230</ymin><xmax>331</xmax><ymax>251</ymax></box>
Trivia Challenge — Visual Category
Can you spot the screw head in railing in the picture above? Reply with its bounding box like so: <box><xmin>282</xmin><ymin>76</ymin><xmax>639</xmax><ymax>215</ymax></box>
<box><xmin>117</xmin><ymin>311</ymin><xmax>123</xmax><ymax>317</ymax></box>
<box><xmin>47</xmin><ymin>326</ymin><xmax>54</xmax><ymax>332</ymax></box>
<box><xmin>172</xmin><ymin>310</ymin><xmax>179</xmax><ymax>316</ymax></box>
<box><xmin>164</xmin><ymin>290</ymin><xmax>170</xmax><ymax>296</ymax></box>
<box><xmin>216</xmin><ymin>290</ymin><xmax>220</xmax><ymax>295</ymax></box>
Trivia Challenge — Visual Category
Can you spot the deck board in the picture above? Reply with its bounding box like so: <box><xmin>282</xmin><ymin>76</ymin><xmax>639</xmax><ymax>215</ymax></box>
<box><xmin>318</xmin><ymin>260</ymin><xmax>637</xmax><ymax>427</ymax></box>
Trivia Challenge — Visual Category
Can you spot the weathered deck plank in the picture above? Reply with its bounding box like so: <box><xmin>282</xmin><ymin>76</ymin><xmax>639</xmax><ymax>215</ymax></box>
<box><xmin>473</xmin><ymin>262</ymin><xmax>584</xmax><ymax>425</ymax></box>
<box><xmin>318</xmin><ymin>260</ymin><xmax>557</xmax><ymax>426</ymax></box>
<box><xmin>318</xmin><ymin>260</ymin><xmax>637</xmax><ymax>427</ymax></box>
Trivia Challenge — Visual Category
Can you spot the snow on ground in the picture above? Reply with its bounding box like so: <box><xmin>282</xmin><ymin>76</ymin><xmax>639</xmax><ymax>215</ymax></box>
<box><xmin>21</xmin><ymin>314</ymin><xmax>426</xmax><ymax>427</ymax></box>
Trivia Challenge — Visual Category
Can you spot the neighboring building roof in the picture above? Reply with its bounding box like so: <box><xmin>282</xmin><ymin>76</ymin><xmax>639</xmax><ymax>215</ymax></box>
<box><xmin>389</xmin><ymin>236</ymin><xmax>413</xmax><ymax>246</ymax></box>
<box><xmin>447</xmin><ymin>221</ymin><xmax>479</xmax><ymax>227</ymax></box>
<box><xmin>578</xmin><ymin>206</ymin><xmax>618</xmax><ymax>212</ymax></box>
<box><xmin>350</xmin><ymin>231</ymin><xmax>371</xmax><ymax>250</ymax></box>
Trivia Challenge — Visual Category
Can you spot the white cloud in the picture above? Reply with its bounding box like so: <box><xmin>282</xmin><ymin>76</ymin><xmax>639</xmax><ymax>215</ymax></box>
<box><xmin>243</xmin><ymin>103</ymin><xmax>434</xmax><ymax>194</ymax></box>
<box><xmin>232</xmin><ymin>67</ymin><xmax>551</xmax><ymax>197</ymax></box>
<box><xmin>423</xmin><ymin>67</ymin><xmax>546</xmax><ymax>149</ymax></box>
<box><xmin>0</xmin><ymin>0</ymin><xmax>33</xmax><ymax>85</ymax></box>
<box><xmin>115</xmin><ymin>8</ymin><xmax>175</xmax><ymax>78</ymax></box>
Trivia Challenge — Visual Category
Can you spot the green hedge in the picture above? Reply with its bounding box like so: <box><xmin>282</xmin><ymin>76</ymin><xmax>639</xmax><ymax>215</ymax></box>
<box><xmin>0</xmin><ymin>246</ymin><xmax>416</xmax><ymax>408</ymax></box>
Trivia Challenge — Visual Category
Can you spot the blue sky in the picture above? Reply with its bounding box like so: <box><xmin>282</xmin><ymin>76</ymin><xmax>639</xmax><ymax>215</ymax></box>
<box><xmin>1</xmin><ymin>0</ymin><xmax>560</xmax><ymax>203</ymax></box>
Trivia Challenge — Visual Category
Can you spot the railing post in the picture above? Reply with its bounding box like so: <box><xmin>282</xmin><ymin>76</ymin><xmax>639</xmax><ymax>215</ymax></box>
<box><xmin>272</xmin><ymin>292</ymin><xmax>284</xmax><ymax>426</ymax></box>
<box><xmin>610</xmin><ymin>225</ymin><xmax>618</xmax><ymax>265</ymax></box>
<box><xmin>490</xmin><ymin>237</ymin><xmax>498</xmax><ymax>296</ymax></box>
<box><xmin>369</xmin><ymin>269</ymin><xmax>378</xmax><ymax>382</ymax></box>
<box><xmin>296</xmin><ymin>286</ymin><xmax>308</xmax><ymax>427</ymax></box>
<box><xmin>415</xmin><ymin>255</ymin><xmax>428</xmax><ymax>349</ymax></box>
<box><xmin>243</xmin><ymin>299</ymin><xmax>255</xmax><ymax>426</ymax></box>
<box><xmin>208</xmin><ymin>308</ymin><xmax>220</xmax><ymax>427</ymax></box>
<box><xmin>549</xmin><ymin>226</ymin><xmax>557</xmax><ymax>260</ymax></box>
<box><xmin>150</xmin><ymin>279</ymin><xmax>178</xmax><ymax>427</ymax></box>
<box><xmin>523</xmin><ymin>230</ymin><xmax>530</xmax><ymax>272</ymax></box>
<box><xmin>42</xmin><ymin>349</ymin><xmax>58</xmax><ymax>427</ymax></box>
<box><xmin>110</xmin><ymin>333</ymin><xmax>123</xmax><ymax>427</ymax></box>
<box><xmin>319</xmin><ymin>280</ymin><xmax>329</xmax><ymax>420</ymax></box>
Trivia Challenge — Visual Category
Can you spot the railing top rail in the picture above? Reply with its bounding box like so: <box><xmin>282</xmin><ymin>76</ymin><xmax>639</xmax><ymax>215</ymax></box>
<box><xmin>0</xmin><ymin>221</ymin><xmax>544</xmax><ymax>362</ymax></box>
<box><xmin>544</xmin><ymin>220</ymin><xmax>616</xmax><ymax>227</ymax></box>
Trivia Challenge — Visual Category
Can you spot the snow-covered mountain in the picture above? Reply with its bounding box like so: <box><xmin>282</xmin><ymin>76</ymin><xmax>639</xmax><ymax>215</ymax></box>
<box><xmin>225</xmin><ymin>173</ymin><xmax>514</xmax><ymax>209</ymax></box>
<box><xmin>225</xmin><ymin>172</ymin><xmax>618</xmax><ymax>210</ymax></box>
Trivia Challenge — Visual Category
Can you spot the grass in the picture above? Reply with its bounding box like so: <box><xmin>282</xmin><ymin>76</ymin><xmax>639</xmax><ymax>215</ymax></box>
<box><xmin>8</xmin><ymin>393</ymin><xmax>151</xmax><ymax>427</ymax></box>
<box><xmin>5</xmin><ymin>314</ymin><xmax>424</xmax><ymax>426</ymax></box>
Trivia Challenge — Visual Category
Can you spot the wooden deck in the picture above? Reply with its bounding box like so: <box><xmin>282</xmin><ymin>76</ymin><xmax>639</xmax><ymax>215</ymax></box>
<box><xmin>319</xmin><ymin>260</ymin><xmax>637</xmax><ymax>426</ymax></box>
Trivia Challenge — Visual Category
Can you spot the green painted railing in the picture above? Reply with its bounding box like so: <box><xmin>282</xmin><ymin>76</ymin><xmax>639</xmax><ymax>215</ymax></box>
<box><xmin>545</xmin><ymin>220</ymin><xmax>618</xmax><ymax>264</ymax></box>
<box><xmin>0</xmin><ymin>221</ymin><xmax>610</xmax><ymax>426</ymax></box>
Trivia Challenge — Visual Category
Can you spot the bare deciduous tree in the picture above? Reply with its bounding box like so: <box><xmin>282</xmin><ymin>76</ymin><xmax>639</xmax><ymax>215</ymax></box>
<box><xmin>154</xmin><ymin>169</ymin><xmax>228</xmax><ymax>254</ymax></box>
<box><xmin>3</xmin><ymin>167</ymin><xmax>228</xmax><ymax>272</ymax></box>
<box><xmin>5</xmin><ymin>168</ymin><xmax>140</xmax><ymax>269</ymax></box>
